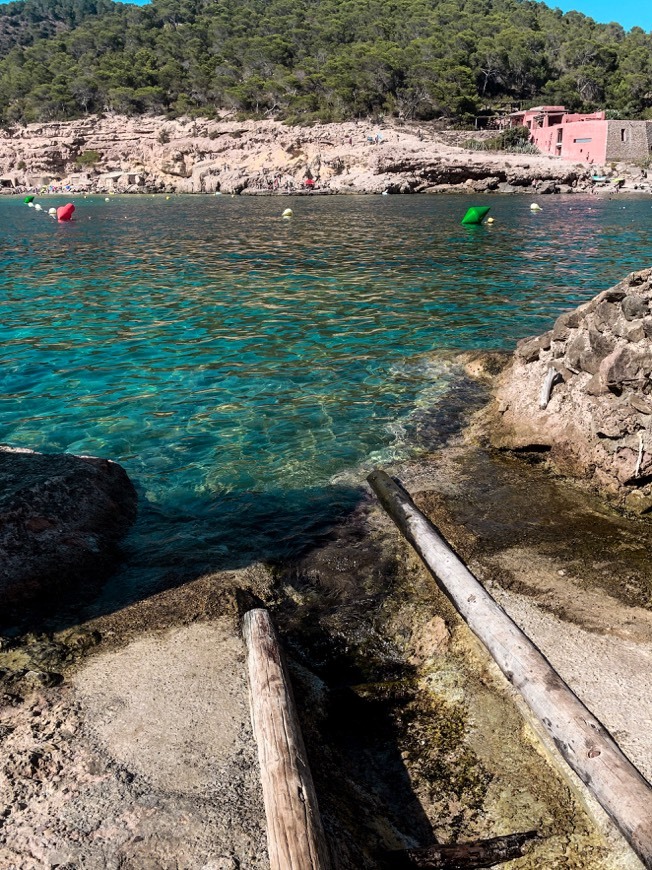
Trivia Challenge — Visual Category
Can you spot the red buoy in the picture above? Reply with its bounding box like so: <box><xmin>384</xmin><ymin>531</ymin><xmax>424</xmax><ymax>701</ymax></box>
<box><xmin>57</xmin><ymin>203</ymin><xmax>75</xmax><ymax>222</ymax></box>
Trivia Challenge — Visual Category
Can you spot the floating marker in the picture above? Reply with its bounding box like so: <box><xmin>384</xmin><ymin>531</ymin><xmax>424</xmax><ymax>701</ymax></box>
<box><xmin>530</xmin><ymin>203</ymin><xmax>542</xmax><ymax>211</ymax></box>
<box><xmin>27</xmin><ymin>201</ymin><xmax>35</xmax><ymax>208</ymax></box>
<box><xmin>282</xmin><ymin>208</ymin><xmax>293</xmax><ymax>218</ymax></box>
<box><xmin>48</xmin><ymin>207</ymin><xmax>57</xmax><ymax>216</ymax></box>
<box><xmin>34</xmin><ymin>203</ymin><xmax>42</xmax><ymax>211</ymax></box>
<box><xmin>461</xmin><ymin>205</ymin><xmax>491</xmax><ymax>225</ymax></box>
<box><xmin>23</xmin><ymin>195</ymin><xmax>35</xmax><ymax>204</ymax></box>
<box><xmin>105</xmin><ymin>197</ymin><xmax>110</xmax><ymax>202</ymax></box>
<box><xmin>486</xmin><ymin>216</ymin><xmax>495</xmax><ymax>224</ymax></box>
<box><xmin>56</xmin><ymin>203</ymin><xmax>75</xmax><ymax>222</ymax></box>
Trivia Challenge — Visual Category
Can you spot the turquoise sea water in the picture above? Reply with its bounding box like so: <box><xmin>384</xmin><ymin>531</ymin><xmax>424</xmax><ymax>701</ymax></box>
<box><xmin>2</xmin><ymin>194</ymin><xmax>652</xmax><ymax>597</ymax></box>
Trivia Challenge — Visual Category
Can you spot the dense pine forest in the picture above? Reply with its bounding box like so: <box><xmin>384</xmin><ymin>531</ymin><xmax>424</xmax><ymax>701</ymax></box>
<box><xmin>0</xmin><ymin>0</ymin><xmax>651</xmax><ymax>125</ymax></box>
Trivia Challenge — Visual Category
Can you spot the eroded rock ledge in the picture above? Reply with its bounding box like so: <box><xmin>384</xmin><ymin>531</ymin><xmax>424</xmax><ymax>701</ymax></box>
<box><xmin>476</xmin><ymin>268</ymin><xmax>652</xmax><ymax>514</ymax></box>
<box><xmin>0</xmin><ymin>446</ymin><xmax>137</xmax><ymax>621</ymax></box>
<box><xmin>0</xmin><ymin>115</ymin><xmax>595</xmax><ymax>195</ymax></box>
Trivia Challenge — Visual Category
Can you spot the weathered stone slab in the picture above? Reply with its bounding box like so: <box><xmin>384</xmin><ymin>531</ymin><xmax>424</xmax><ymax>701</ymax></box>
<box><xmin>476</xmin><ymin>268</ymin><xmax>652</xmax><ymax>512</ymax></box>
<box><xmin>0</xmin><ymin>447</ymin><xmax>137</xmax><ymax>620</ymax></box>
<box><xmin>601</xmin><ymin>346</ymin><xmax>652</xmax><ymax>387</ymax></box>
<box><xmin>622</xmin><ymin>295</ymin><xmax>649</xmax><ymax>321</ymax></box>
<box><xmin>579</xmin><ymin>328</ymin><xmax>616</xmax><ymax>374</ymax></box>
<box><xmin>516</xmin><ymin>336</ymin><xmax>539</xmax><ymax>362</ymax></box>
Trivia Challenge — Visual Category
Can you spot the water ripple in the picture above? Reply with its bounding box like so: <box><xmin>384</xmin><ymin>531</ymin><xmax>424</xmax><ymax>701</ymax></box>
<box><xmin>2</xmin><ymin>193</ymin><xmax>651</xmax><ymax>589</ymax></box>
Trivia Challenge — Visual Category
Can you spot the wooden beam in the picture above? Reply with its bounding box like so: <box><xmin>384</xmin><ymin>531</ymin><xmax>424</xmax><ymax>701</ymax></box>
<box><xmin>393</xmin><ymin>829</ymin><xmax>539</xmax><ymax>868</ymax></box>
<box><xmin>539</xmin><ymin>366</ymin><xmax>556</xmax><ymax>409</ymax></box>
<box><xmin>367</xmin><ymin>469</ymin><xmax>652</xmax><ymax>870</ymax></box>
<box><xmin>243</xmin><ymin>608</ymin><xmax>331</xmax><ymax>870</ymax></box>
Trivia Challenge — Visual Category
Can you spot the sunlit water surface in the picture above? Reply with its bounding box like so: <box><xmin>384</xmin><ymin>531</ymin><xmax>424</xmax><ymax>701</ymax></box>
<box><xmin>2</xmin><ymin>194</ymin><xmax>651</xmax><ymax>599</ymax></box>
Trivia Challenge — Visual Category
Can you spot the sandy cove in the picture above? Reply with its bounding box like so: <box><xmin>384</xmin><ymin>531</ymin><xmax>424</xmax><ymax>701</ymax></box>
<box><xmin>2</xmin><ymin>114</ymin><xmax>650</xmax><ymax>196</ymax></box>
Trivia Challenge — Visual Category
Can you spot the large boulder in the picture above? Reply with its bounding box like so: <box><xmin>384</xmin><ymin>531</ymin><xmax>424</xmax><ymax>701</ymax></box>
<box><xmin>0</xmin><ymin>447</ymin><xmax>137</xmax><ymax>620</ymax></box>
<box><xmin>477</xmin><ymin>269</ymin><xmax>652</xmax><ymax>514</ymax></box>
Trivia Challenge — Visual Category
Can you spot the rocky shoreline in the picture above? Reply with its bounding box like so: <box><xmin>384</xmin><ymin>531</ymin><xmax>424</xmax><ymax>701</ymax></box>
<box><xmin>0</xmin><ymin>446</ymin><xmax>137</xmax><ymax>628</ymax></box>
<box><xmin>3</xmin><ymin>114</ymin><xmax>650</xmax><ymax>197</ymax></box>
<box><xmin>3</xmin><ymin>276</ymin><xmax>652</xmax><ymax>868</ymax></box>
<box><xmin>475</xmin><ymin>268</ymin><xmax>652</xmax><ymax>515</ymax></box>
<box><xmin>2</xmin><ymin>467</ymin><xmax>644</xmax><ymax>870</ymax></box>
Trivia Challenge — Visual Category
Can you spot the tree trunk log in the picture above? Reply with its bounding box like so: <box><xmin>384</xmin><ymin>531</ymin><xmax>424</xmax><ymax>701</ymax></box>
<box><xmin>243</xmin><ymin>608</ymin><xmax>331</xmax><ymax>870</ymax></box>
<box><xmin>396</xmin><ymin>829</ymin><xmax>539</xmax><ymax>868</ymax></box>
<box><xmin>367</xmin><ymin>469</ymin><xmax>652</xmax><ymax>870</ymax></box>
<box><xmin>539</xmin><ymin>366</ymin><xmax>556</xmax><ymax>409</ymax></box>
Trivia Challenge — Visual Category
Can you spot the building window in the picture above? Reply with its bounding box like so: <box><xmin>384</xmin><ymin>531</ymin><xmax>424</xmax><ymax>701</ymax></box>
<box><xmin>574</xmin><ymin>137</ymin><xmax>592</xmax><ymax>143</ymax></box>
<box><xmin>621</xmin><ymin>128</ymin><xmax>628</xmax><ymax>142</ymax></box>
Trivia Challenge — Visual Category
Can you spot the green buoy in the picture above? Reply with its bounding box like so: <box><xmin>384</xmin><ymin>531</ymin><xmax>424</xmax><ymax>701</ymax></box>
<box><xmin>461</xmin><ymin>206</ymin><xmax>491</xmax><ymax>225</ymax></box>
<box><xmin>23</xmin><ymin>195</ymin><xmax>35</xmax><ymax>204</ymax></box>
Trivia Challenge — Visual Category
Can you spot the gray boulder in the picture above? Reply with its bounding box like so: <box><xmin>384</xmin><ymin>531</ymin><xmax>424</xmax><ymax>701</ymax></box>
<box><xmin>475</xmin><ymin>268</ymin><xmax>652</xmax><ymax>514</ymax></box>
<box><xmin>1</xmin><ymin>447</ymin><xmax>137</xmax><ymax>620</ymax></box>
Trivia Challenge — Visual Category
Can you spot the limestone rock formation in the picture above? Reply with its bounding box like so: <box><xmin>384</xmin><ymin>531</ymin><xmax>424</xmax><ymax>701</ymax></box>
<box><xmin>0</xmin><ymin>115</ymin><xmax>596</xmax><ymax>196</ymax></box>
<box><xmin>0</xmin><ymin>446</ymin><xmax>137</xmax><ymax>620</ymax></box>
<box><xmin>477</xmin><ymin>269</ymin><xmax>652</xmax><ymax>513</ymax></box>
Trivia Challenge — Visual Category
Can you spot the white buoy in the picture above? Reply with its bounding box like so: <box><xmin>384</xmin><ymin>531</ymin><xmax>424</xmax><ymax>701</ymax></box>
<box><xmin>105</xmin><ymin>197</ymin><xmax>110</xmax><ymax>202</ymax></box>
<box><xmin>48</xmin><ymin>207</ymin><xmax>57</xmax><ymax>215</ymax></box>
<box><xmin>282</xmin><ymin>208</ymin><xmax>293</xmax><ymax>218</ymax></box>
<box><xmin>486</xmin><ymin>216</ymin><xmax>495</xmax><ymax>223</ymax></box>
<box><xmin>34</xmin><ymin>203</ymin><xmax>42</xmax><ymax>211</ymax></box>
<box><xmin>530</xmin><ymin>203</ymin><xmax>542</xmax><ymax>211</ymax></box>
<box><xmin>27</xmin><ymin>202</ymin><xmax>34</xmax><ymax>208</ymax></box>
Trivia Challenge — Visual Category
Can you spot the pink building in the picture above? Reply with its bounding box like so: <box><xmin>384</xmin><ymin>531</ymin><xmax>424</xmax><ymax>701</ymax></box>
<box><xmin>508</xmin><ymin>106</ymin><xmax>652</xmax><ymax>164</ymax></box>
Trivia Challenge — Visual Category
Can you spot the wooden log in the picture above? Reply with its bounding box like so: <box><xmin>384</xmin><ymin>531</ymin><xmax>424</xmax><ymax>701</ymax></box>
<box><xmin>393</xmin><ymin>829</ymin><xmax>539</xmax><ymax>868</ymax></box>
<box><xmin>243</xmin><ymin>608</ymin><xmax>331</xmax><ymax>870</ymax></box>
<box><xmin>367</xmin><ymin>469</ymin><xmax>652</xmax><ymax>870</ymax></box>
<box><xmin>539</xmin><ymin>365</ymin><xmax>556</xmax><ymax>409</ymax></box>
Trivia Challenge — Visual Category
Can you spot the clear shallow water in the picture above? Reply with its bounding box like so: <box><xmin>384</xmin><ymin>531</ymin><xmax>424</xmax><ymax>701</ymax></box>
<box><xmin>2</xmin><ymin>194</ymin><xmax>652</xmax><ymax>594</ymax></box>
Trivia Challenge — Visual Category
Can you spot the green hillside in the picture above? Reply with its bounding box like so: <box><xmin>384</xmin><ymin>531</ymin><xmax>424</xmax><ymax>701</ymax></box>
<box><xmin>0</xmin><ymin>0</ymin><xmax>651</xmax><ymax>124</ymax></box>
<box><xmin>0</xmin><ymin>0</ymin><xmax>115</xmax><ymax>57</ymax></box>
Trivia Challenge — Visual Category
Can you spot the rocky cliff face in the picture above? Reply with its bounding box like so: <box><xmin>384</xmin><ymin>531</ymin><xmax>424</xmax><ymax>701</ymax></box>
<box><xmin>0</xmin><ymin>115</ymin><xmax>596</xmax><ymax>195</ymax></box>
<box><xmin>0</xmin><ymin>446</ymin><xmax>137</xmax><ymax>623</ymax></box>
<box><xmin>478</xmin><ymin>269</ymin><xmax>652</xmax><ymax>514</ymax></box>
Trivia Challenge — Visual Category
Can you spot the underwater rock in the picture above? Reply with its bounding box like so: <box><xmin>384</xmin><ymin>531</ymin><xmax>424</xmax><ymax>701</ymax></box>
<box><xmin>476</xmin><ymin>268</ymin><xmax>652</xmax><ymax>512</ymax></box>
<box><xmin>0</xmin><ymin>446</ymin><xmax>137</xmax><ymax>622</ymax></box>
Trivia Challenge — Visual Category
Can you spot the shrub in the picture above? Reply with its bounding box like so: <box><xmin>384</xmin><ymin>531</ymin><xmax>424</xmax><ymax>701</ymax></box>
<box><xmin>76</xmin><ymin>149</ymin><xmax>101</xmax><ymax>166</ymax></box>
<box><xmin>463</xmin><ymin>125</ymin><xmax>533</xmax><ymax>152</ymax></box>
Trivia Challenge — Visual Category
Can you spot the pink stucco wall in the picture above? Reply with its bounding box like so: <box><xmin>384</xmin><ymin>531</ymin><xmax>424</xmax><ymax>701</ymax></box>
<box><xmin>532</xmin><ymin>119</ymin><xmax>608</xmax><ymax>164</ymax></box>
<box><xmin>508</xmin><ymin>106</ymin><xmax>652</xmax><ymax>163</ymax></box>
